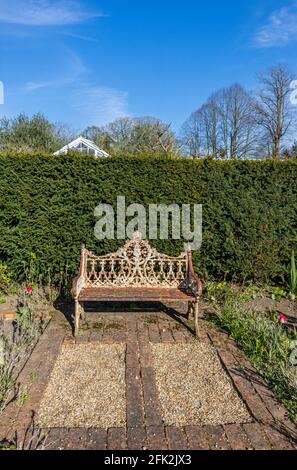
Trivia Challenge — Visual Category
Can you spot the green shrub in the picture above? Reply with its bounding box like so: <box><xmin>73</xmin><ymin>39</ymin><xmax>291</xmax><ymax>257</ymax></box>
<box><xmin>0</xmin><ymin>153</ymin><xmax>296</xmax><ymax>286</ymax></box>
<box><xmin>0</xmin><ymin>263</ymin><xmax>13</xmax><ymax>293</ymax></box>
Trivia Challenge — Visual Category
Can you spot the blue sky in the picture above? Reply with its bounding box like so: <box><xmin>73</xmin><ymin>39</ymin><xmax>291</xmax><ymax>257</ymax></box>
<box><xmin>0</xmin><ymin>0</ymin><xmax>297</xmax><ymax>133</ymax></box>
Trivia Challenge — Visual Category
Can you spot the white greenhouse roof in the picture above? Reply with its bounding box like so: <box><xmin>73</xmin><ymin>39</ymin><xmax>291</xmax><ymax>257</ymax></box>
<box><xmin>54</xmin><ymin>136</ymin><xmax>110</xmax><ymax>158</ymax></box>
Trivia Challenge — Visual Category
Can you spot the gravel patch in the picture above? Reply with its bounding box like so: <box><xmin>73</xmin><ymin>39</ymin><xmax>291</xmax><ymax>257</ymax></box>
<box><xmin>38</xmin><ymin>343</ymin><xmax>126</xmax><ymax>429</ymax></box>
<box><xmin>151</xmin><ymin>342</ymin><xmax>252</xmax><ymax>426</ymax></box>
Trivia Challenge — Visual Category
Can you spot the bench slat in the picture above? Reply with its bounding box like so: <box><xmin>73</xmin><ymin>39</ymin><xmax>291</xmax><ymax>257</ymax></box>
<box><xmin>79</xmin><ymin>287</ymin><xmax>195</xmax><ymax>302</ymax></box>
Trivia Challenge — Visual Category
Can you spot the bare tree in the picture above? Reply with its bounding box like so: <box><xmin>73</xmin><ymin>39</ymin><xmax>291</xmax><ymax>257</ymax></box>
<box><xmin>181</xmin><ymin>84</ymin><xmax>258</xmax><ymax>159</ymax></box>
<box><xmin>82</xmin><ymin>118</ymin><xmax>134</xmax><ymax>154</ymax></box>
<box><xmin>82</xmin><ymin>117</ymin><xmax>180</xmax><ymax>156</ymax></box>
<box><xmin>105</xmin><ymin>117</ymin><xmax>134</xmax><ymax>142</ymax></box>
<box><xmin>213</xmin><ymin>84</ymin><xmax>258</xmax><ymax>160</ymax></box>
<box><xmin>256</xmin><ymin>64</ymin><xmax>294</xmax><ymax>159</ymax></box>
<box><xmin>282</xmin><ymin>141</ymin><xmax>297</xmax><ymax>160</ymax></box>
<box><xmin>180</xmin><ymin>110</ymin><xmax>204</xmax><ymax>158</ymax></box>
<box><xmin>201</xmin><ymin>100</ymin><xmax>219</xmax><ymax>157</ymax></box>
<box><xmin>129</xmin><ymin>117</ymin><xmax>180</xmax><ymax>155</ymax></box>
<box><xmin>82</xmin><ymin>125</ymin><xmax>114</xmax><ymax>152</ymax></box>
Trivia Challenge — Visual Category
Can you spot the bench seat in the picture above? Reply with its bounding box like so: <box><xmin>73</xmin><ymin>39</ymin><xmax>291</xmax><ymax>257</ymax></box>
<box><xmin>79</xmin><ymin>287</ymin><xmax>196</xmax><ymax>302</ymax></box>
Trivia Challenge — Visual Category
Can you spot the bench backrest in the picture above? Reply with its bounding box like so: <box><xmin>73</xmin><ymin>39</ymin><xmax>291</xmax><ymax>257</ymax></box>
<box><xmin>81</xmin><ymin>232</ymin><xmax>188</xmax><ymax>289</ymax></box>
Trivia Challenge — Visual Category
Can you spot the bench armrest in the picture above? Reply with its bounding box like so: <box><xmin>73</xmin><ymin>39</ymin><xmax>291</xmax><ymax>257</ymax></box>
<box><xmin>72</xmin><ymin>245</ymin><xmax>87</xmax><ymax>299</ymax></box>
<box><xmin>72</xmin><ymin>274</ymin><xmax>85</xmax><ymax>299</ymax></box>
<box><xmin>180</xmin><ymin>251</ymin><xmax>203</xmax><ymax>298</ymax></box>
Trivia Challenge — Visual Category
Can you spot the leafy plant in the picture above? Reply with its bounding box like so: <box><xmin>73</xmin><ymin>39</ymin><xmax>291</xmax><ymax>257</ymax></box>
<box><xmin>270</xmin><ymin>286</ymin><xmax>289</xmax><ymax>302</ymax></box>
<box><xmin>0</xmin><ymin>287</ymin><xmax>50</xmax><ymax>413</ymax></box>
<box><xmin>212</xmin><ymin>303</ymin><xmax>297</xmax><ymax>423</ymax></box>
<box><xmin>0</xmin><ymin>442</ymin><xmax>17</xmax><ymax>450</ymax></box>
<box><xmin>15</xmin><ymin>307</ymin><xmax>31</xmax><ymax>330</ymax></box>
<box><xmin>0</xmin><ymin>263</ymin><xmax>13</xmax><ymax>293</ymax></box>
<box><xmin>0</xmin><ymin>335</ymin><xmax>16</xmax><ymax>411</ymax></box>
<box><xmin>204</xmin><ymin>281</ymin><xmax>230</xmax><ymax>302</ymax></box>
<box><xmin>204</xmin><ymin>281</ymin><xmax>261</xmax><ymax>303</ymax></box>
<box><xmin>24</xmin><ymin>253</ymin><xmax>39</xmax><ymax>287</ymax></box>
<box><xmin>0</xmin><ymin>414</ymin><xmax>48</xmax><ymax>450</ymax></box>
<box><xmin>17</xmin><ymin>389</ymin><xmax>30</xmax><ymax>406</ymax></box>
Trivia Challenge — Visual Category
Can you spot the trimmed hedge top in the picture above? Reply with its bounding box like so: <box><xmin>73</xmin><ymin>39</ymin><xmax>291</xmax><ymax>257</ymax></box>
<box><xmin>0</xmin><ymin>153</ymin><xmax>297</xmax><ymax>286</ymax></box>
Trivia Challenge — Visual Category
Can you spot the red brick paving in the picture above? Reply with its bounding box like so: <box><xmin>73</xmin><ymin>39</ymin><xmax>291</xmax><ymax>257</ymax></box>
<box><xmin>243</xmin><ymin>423</ymin><xmax>272</xmax><ymax>450</ymax></box>
<box><xmin>203</xmin><ymin>425</ymin><xmax>231</xmax><ymax>450</ymax></box>
<box><xmin>0</xmin><ymin>305</ymin><xmax>296</xmax><ymax>451</ymax></box>
<box><xmin>107</xmin><ymin>427</ymin><xmax>127</xmax><ymax>450</ymax></box>
<box><xmin>185</xmin><ymin>426</ymin><xmax>211</xmax><ymax>450</ymax></box>
<box><xmin>223</xmin><ymin>424</ymin><xmax>252</xmax><ymax>450</ymax></box>
<box><xmin>146</xmin><ymin>426</ymin><xmax>167</xmax><ymax>450</ymax></box>
<box><xmin>166</xmin><ymin>426</ymin><xmax>188</xmax><ymax>450</ymax></box>
<box><xmin>127</xmin><ymin>427</ymin><xmax>147</xmax><ymax>450</ymax></box>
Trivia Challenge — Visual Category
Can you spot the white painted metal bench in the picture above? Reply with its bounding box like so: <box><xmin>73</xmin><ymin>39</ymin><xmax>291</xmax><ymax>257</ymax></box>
<box><xmin>72</xmin><ymin>232</ymin><xmax>202</xmax><ymax>337</ymax></box>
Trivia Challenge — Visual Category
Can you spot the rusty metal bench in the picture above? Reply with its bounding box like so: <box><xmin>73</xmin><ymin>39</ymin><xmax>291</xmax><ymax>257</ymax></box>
<box><xmin>72</xmin><ymin>232</ymin><xmax>202</xmax><ymax>337</ymax></box>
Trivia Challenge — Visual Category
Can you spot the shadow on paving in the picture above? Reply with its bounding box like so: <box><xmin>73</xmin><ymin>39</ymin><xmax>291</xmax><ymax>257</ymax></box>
<box><xmin>54</xmin><ymin>295</ymin><xmax>195</xmax><ymax>337</ymax></box>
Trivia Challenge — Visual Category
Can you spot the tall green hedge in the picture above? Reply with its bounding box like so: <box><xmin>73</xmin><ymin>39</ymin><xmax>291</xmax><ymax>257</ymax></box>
<box><xmin>0</xmin><ymin>153</ymin><xmax>296</xmax><ymax>286</ymax></box>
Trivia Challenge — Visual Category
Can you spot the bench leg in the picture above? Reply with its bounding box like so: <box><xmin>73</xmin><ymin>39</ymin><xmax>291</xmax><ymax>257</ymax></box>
<box><xmin>194</xmin><ymin>299</ymin><xmax>199</xmax><ymax>337</ymax></box>
<box><xmin>80</xmin><ymin>301</ymin><xmax>86</xmax><ymax>321</ymax></box>
<box><xmin>74</xmin><ymin>299</ymin><xmax>79</xmax><ymax>337</ymax></box>
<box><xmin>74</xmin><ymin>299</ymin><xmax>84</xmax><ymax>337</ymax></box>
<box><xmin>187</xmin><ymin>301</ymin><xmax>195</xmax><ymax>320</ymax></box>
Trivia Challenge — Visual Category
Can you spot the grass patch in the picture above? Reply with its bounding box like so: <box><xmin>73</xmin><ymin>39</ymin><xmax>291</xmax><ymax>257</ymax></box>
<box><xmin>210</xmin><ymin>303</ymin><xmax>297</xmax><ymax>424</ymax></box>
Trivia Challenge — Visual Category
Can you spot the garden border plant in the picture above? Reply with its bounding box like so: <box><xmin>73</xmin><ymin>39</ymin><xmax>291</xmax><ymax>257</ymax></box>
<box><xmin>0</xmin><ymin>286</ymin><xmax>52</xmax><ymax>413</ymax></box>
<box><xmin>210</xmin><ymin>301</ymin><xmax>297</xmax><ymax>424</ymax></box>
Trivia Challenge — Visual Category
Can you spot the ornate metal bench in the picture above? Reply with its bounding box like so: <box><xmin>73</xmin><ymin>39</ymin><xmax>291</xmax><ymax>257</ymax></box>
<box><xmin>72</xmin><ymin>232</ymin><xmax>203</xmax><ymax>337</ymax></box>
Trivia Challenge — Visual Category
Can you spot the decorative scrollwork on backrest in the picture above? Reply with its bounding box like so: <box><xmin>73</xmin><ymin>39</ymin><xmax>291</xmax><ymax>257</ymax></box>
<box><xmin>85</xmin><ymin>231</ymin><xmax>187</xmax><ymax>288</ymax></box>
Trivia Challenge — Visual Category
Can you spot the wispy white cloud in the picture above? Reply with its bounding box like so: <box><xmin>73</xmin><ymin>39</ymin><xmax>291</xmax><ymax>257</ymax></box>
<box><xmin>24</xmin><ymin>48</ymin><xmax>89</xmax><ymax>91</ymax></box>
<box><xmin>61</xmin><ymin>32</ymin><xmax>100</xmax><ymax>43</ymax></box>
<box><xmin>22</xmin><ymin>48</ymin><xmax>129</xmax><ymax>126</ymax></box>
<box><xmin>0</xmin><ymin>0</ymin><xmax>103</xmax><ymax>26</ymax></box>
<box><xmin>25</xmin><ymin>81</ymin><xmax>56</xmax><ymax>91</ymax></box>
<box><xmin>253</xmin><ymin>3</ymin><xmax>297</xmax><ymax>48</ymax></box>
<box><xmin>72</xmin><ymin>86</ymin><xmax>130</xmax><ymax>126</ymax></box>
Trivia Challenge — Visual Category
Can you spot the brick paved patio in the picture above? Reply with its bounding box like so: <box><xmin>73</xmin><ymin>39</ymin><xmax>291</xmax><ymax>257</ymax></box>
<box><xmin>0</xmin><ymin>303</ymin><xmax>296</xmax><ymax>450</ymax></box>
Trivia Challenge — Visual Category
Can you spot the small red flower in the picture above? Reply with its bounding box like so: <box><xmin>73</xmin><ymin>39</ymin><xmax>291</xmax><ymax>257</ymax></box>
<box><xmin>26</xmin><ymin>286</ymin><xmax>33</xmax><ymax>295</ymax></box>
<box><xmin>278</xmin><ymin>315</ymin><xmax>288</xmax><ymax>324</ymax></box>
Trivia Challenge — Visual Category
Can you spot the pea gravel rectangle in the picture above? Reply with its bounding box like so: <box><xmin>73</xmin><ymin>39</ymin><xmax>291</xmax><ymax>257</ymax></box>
<box><xmin>38</xmin><ymin>343</ymin><xmax>126</xmax><ymax>429</ymax></box>
<box><xmin>151</xmin><ymin>342</ymin><xmax>252</xmax><ymax>426</ymax></box>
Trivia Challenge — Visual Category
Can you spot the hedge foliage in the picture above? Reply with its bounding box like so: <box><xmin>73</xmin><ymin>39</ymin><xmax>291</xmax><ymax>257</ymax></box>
<box><xmin>0</xmin><ymin>153</ymin><xmax>297</xmax><ymax>286</ymax></box>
